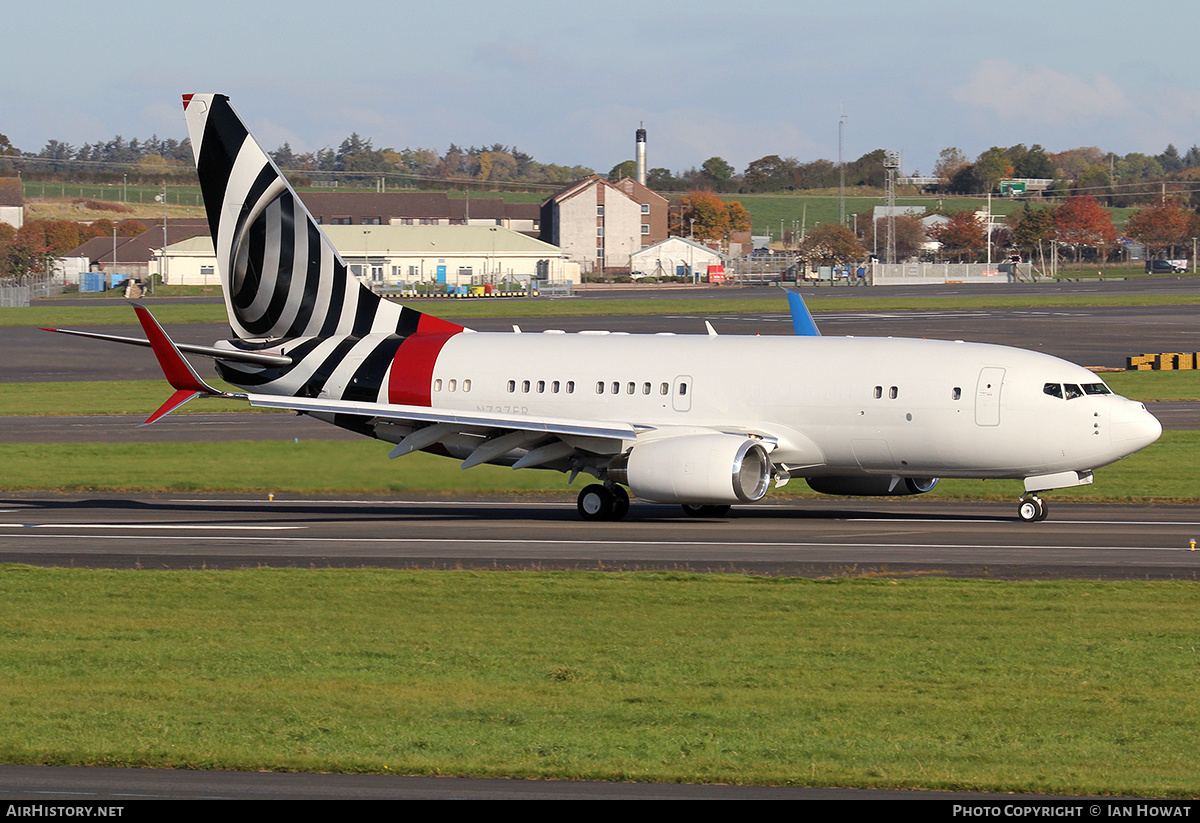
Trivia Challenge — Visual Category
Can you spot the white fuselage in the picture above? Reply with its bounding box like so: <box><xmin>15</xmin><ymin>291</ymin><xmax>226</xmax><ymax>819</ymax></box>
<box><xmin>402</xmin><ymin>331</ymin><xmax>1160</xmax><ymax>480</ymax></box>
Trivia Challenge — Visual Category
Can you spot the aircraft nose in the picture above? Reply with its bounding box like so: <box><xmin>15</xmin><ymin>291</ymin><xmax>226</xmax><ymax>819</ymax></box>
<box><xmin>1110</xmin><ymin>400</ymin><xmax>1162</xmax><ymax>452</ymax></box>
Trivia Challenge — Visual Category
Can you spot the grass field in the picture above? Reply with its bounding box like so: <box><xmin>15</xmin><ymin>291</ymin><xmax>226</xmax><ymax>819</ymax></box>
<box><xmin>0</xmin><ymin>432</ymin><xmax>1193</xmax><ymax>502</ymax></box>
<box><xmin>0</xmin><ymin>568</ymin><xmax>1196</xmax><ymax>795</ymax></box>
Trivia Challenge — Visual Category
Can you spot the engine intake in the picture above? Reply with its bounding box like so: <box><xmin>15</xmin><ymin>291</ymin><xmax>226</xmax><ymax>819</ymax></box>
<box><xmin>609</xmin><ymin>434</ymin><xmax>772</xmax><ymax>504</ymax></box>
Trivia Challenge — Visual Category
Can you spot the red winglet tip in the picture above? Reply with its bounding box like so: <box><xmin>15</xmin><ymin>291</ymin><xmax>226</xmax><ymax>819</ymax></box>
<box><xmin>182</xmin><ymin>94</ymin><xmax>194</xmax><ymax>110</ymax></box>
<box><xmin>142</xmin><ymin>389</ymin><xmax>201</xmax><ymax>426</ymax></box>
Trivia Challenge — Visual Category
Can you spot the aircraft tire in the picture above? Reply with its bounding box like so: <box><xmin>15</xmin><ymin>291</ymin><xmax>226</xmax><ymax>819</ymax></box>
<box><xmin>611</xmin><ymin>486</ymin><xmax>630</xmax><ymax>521</ymax></box>
<box><xmin>578</xmin><ymin>484</ymin><xmax>614</xmax><ymax>521</ymax></box>
<box><xmin>1018</xmin><ymin>497</ymin><xmax>1043</xmax><ymax>523</ymax></box>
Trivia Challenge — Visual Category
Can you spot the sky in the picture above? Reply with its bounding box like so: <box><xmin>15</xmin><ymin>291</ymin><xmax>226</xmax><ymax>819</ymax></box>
<box><xmin>4</xmin><ymin>0</ymin><xmax>1200</xmax><ymax>180</ymax></box>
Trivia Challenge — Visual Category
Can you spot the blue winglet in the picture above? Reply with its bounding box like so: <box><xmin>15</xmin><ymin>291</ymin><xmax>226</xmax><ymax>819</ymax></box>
<box><xmin>783</xmin><ymin>287</ymin><xmax>821</xmax><ymax>336</ymax></box>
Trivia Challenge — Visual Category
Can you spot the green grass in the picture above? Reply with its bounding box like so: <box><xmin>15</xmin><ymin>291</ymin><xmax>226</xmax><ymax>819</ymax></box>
<box><xmin>0</xmin><ymin>568</ymin><xmax>1196</xmax><ymax>795</ymax></box>
<box><xmin>0</xmin><ymin>432</ymin><xmax>1194</xmax><ymax>501</ymax></box>
<box><xmin>722</xmin><ymin>192</ymin><xmax>1140</xmax><ymax>236</ymax></box>
<box><xmin>0</xmin><ymin>380</ymin><xmax>271</xmax><ymax>416</ymax></box>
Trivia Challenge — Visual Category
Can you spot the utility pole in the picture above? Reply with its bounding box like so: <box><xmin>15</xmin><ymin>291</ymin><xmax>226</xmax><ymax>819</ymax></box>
<box><xmin>838</xmin><ymin>105</ymin><xmax>847</xmax><ymax>226</ymax></box>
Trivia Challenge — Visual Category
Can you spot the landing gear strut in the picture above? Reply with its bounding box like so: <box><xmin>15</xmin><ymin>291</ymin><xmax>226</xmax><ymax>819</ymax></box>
<box><xmin>577</xmin><ymin>484</ymin><xmax>630</xmax><ymax>521</ymax></box>
<box><xmin>1017</xmin><ymin>494</ymin><xmax>1048</xmax><ymax>523</ymax></box>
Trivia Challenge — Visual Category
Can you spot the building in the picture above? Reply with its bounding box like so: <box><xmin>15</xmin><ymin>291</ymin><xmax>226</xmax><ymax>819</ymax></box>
<box><xmin>540</xmin><ymin>175</ymin><xmax>666</xmax><ymax>271</ymax></box>
<box><xmin>631</xmin><ymin>237</ymin><xmax>727</xmax><ymax>280</ymax></box>
<box><xmin>0</xmin><ymin>178</ymin><xmax>22</xmax><ymax>230</ymax></box>
<box><xmin>301</xmin><ymin>192</ymin><xmax>540</xmax><ymax>234</ymax></box>
<box><xmin>152</xmin><ymin>224</ymin><xmax>575</xmax><ymax>287</ymax></box>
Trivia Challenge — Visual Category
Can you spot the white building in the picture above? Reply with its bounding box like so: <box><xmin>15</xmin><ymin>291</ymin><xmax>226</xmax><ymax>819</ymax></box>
<box><xmin>630</xmin><ymin>237</ymin><xmax>726</xmax><ymax>279</ymax></box>
<box><xmin>541</xmin><ymin>176</ymin><xmax>644</xmax><ymax>271</ymax></box>
<box><xmin>153</xmin><ymin>225</ymin><xmax>575</xmax><ymax>287</ymax></box>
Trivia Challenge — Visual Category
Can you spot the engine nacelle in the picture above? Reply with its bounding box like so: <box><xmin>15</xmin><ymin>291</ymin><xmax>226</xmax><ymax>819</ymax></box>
<box><xmin>806</xmin><ymin>476</ymin><xmax>939</xmax><ymax>496</ymax></box>
<box><xmin>608</xmin><ymin>434</ymin><xmax>772</xmax><ymax>505</ymax></box>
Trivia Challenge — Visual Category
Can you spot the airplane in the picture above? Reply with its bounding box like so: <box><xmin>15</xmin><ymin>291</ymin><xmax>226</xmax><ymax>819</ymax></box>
<box><xmin>46</xmin><ymin>94</ymin><xmax>1162</xmax><ymax>522</ymax></box>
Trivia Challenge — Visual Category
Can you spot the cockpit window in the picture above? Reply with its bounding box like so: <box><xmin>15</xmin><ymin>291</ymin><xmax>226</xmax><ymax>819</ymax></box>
<box><xmin>1043</xmin><ymin>383</ymin><xmax>1063</xmax><ymax>399</ymax></box>
<box><xmin>1064</xmin><ymin>384</ymin><xmax>1083</xmax><ymax>400</ymax></box>
<box><xmin>1083</xmin><ymin>383</ymin><xmax>1112</xmax><ymax>395</ymax></box>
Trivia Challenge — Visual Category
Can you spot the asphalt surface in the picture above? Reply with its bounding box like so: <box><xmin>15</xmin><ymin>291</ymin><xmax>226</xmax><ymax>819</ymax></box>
<box><xmin>2</xmin><ymin>493</ymin><xmax>1198</xmax><ymax>580</ymax></box>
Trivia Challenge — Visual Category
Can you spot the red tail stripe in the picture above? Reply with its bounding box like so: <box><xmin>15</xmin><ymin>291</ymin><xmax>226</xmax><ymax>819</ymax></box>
<box><xmin>388</xmin><ymin>332</ymin><xmax>460</xmax><ymax>406</ymax></box>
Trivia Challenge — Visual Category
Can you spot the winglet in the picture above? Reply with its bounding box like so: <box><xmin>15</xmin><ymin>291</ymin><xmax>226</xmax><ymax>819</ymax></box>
<box><xmin>132</xmin><ymin>305</ymin><xmax>226</xmax><ymax>424</ymax></box>
<box><xmin>781</xmin><ymin>286</ymin><xmax>821</xmax><ymax>336</ymax></box>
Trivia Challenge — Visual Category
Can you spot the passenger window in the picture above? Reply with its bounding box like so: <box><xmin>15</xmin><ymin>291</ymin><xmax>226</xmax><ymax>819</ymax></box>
<box><xmin>1044</xmin><ymin>383</ymin><xmax>1063</xmax><ymax>399</ymax></box>
<box><xmin>507</xmin><ymin>380</ymin><xmax>515</xmax><ymax>393</ymax></box>
<box><xmin>536</xmin><ymin>380</ymin><xmax>545</xmax><ymax>393</ymax></box>
<box><xmin>567</xmin><ymin>381</ymin><xmax>575</xmax><ymax>394</ymax></box>
<box><xmin>679</xmin><ymin>383</ymin><xmax>688</xmax><ymax>396</ymax></box>
<box><xmin>889</xmin><ymin>386</ymin><xmax>898</xmax><ymax>399</ymax></box>
<box><xmin>874</xmin><ymin>386</ymin><xmax>882</xmax><ymax>399</ymax></box>
<box><xmin>952</xmin><ymin>387</ymin><xmax>962</xmax><ymax>400</ymax></box>
<box><xmin>643</xmin><ymin>382</ymin><xmax>651</xmax><ymax>395</ymax></box>
<box><xmin>596</xmin><ymin>382</ymin><xmax>604</xmax><ymax>394</ymax></box>
<box><xmin>434</xmin><ymin>379</ymin><xmax>443</xmax><ymax>392</ymax></box>
<box><xmin>660</xmin><ymin>383</ymin><xmax>669</xmax><ymax>395</ymax></box>
<box><xmin>611</xmin><ymin>382</ymin><xmax>619</xmax><ymax>394</ymax></box>
<box><xmin>627</xmin><ymin>382</ymin><xmax>635</xmax><ymax>395</ymax></box>
<box><xmin>463</xmin><ymin>380</ymin><xmax>471</xmax><ymax>392</ymax></box>
<box><xmin>522</xmin><ymin>380</ymin><xmax>530</xmax><ymax>393</ymax></box>
<box><xmin>448</xmin><ymin>379</ymin><xmax>457</xmax><ymax>392</ymax></box>
<box><xmin>552</xmin><ymin>381</ymin><xmax>560</xmax><ymax>393</ymax></box>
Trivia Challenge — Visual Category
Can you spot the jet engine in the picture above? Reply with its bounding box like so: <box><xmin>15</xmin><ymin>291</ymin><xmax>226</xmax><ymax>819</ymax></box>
<box><xmin>806</xmin><ymin>476</ymin><xmax>939</xmax><ymax>496</ymax></box>
<box><xmin>608</xmin><ymin>434</ymin><xmax>772</xmax><ymax>504</ymax></box>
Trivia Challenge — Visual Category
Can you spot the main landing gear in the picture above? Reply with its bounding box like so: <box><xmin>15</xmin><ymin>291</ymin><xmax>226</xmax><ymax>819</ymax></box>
<box><xmin>1017</xmin><ymin>494</ymin><xmax>1049</xmax><ymax>523</ymax></box>
<box><xmin>577</xmin><ymin>484</ymin><xmax>630</xmax><ymax>521</ymax></box>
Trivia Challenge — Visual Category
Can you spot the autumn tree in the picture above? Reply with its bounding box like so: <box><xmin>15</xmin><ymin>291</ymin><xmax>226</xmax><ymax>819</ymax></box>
<box><xmin>1123</xmin><ymin>198</ymin><xmax>1197</xmax><ymax>258</ymax></box>
<box><xmin>678</xmin><ymin>192</ymin><xmax>752</xmax><ymax>241</ymax></box>
<box><xmin>797</xmin><ymin>224</ymin><xmax>866</xmax><ymax>267</ymax></box>
<box><xmin>1053</xmin><ymin>195</ymin><xmax>1117</xmax><ymax>262</ymax></box>
<box><xmin>928</xmin><ymin>211</ymin><xmax>987</xmax><ymax>261</ymax></box>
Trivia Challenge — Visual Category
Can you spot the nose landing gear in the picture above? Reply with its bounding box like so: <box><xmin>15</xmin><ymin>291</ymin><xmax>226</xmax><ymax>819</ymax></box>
<box><xmin>1017</xmin><ymin>494</ymin><xmax>1048</xmax><ymax>522</ymax></box>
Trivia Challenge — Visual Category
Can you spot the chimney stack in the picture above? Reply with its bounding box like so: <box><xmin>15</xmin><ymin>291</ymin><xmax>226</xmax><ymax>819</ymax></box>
<box><xmin>635</xmin><ymin>126</ymin><xmax>647</xmax><ymax>186</ymax></box>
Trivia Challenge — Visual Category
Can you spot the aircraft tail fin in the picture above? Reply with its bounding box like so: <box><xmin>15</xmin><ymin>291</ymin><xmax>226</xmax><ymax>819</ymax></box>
<box><xmin>781</xmin><ymin>286</ymin><xmax>821</xmax><ymax>336</ymax></box>
<box><xmin>182</xmin><ymin>94</ymin><xmax>459</xmax><ymax>342</ymax></box>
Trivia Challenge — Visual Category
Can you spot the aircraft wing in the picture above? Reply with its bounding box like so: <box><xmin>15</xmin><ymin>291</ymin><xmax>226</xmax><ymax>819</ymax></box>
<box><xmin>125</xmin><ymin>304</ymin><xmax>638</xmax><ymax>470</ymax></box>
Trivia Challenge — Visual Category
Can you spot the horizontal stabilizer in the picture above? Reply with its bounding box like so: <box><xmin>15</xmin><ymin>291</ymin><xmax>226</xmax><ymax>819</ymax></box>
<box><xmin>41</xmin><ymin>325</ymin><xmax>293</xmax><ymax>367</ymax></box>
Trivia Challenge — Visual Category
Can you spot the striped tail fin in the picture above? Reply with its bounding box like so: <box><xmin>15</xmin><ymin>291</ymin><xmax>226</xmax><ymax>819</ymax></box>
<box><xmin>182</xmin><ymin>94</ymin><xmax>459</xmax><ymax>341</ymax></box>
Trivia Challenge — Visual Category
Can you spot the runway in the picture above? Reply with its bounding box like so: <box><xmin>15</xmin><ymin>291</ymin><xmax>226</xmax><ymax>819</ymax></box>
<box><xmin>3</xmin><ymin>493</ymin><xmax>1198</xmax><ymax>579</ymax></box>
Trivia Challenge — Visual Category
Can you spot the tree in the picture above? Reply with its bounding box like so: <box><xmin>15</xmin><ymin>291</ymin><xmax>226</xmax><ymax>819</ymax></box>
<box><xmin>1123</xmin><ymin>198</ymin><xmax>1195</xmax><ymax>258</ymax></box>
<box><xmin>934</xmin><ymin>147</ymin><xmax>969</xmax><ymax>181</ymax></box>
<box><xmin>859</xmin><ymin>213</ymin><xmax>927</xmax><ymax>260</ymax></box>
<box><xmin>743</xmin><ymin>155</ymin><xmax>797</xmax><ymax>192</ymax></box>
<box><xmin>607</xmin><ymin>160</ymin><xmax>636</xmax><ymax>182</ymax></box>
<box><xmin>928</xmin><ymin>211</ymin><xmax>987</xmax><ymax>261</ymax></box>
<box><xmin>701</xmin><ymin>157</ymin><xmax>734</xmax><ymax>184</ymax></box>
<box><xmin>680</xmin><ymin>191</ymin><xmax>730</xmax><ymax>241</ymax></box>
<box><xmin>1008</xmin><ymin>204</ymin><xmax>1057</xmax><ymax>257</ymax></box>
<box><xmin>646</xmin><ymin>168</ymin><xmax>676</xmax><ymax>190</ymax></box>
<box><xmin>1053</xmin><ymin>196</ymin><xmax>1117</xmax><ymax>262</ymax></box>
<box><xmin>797</xmin><ymin>224</ymin><xmax>866</xmax><ymax>267</ymax></box>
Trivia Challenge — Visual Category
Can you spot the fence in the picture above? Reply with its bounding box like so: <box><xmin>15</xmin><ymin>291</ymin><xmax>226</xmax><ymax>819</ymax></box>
<box><xmin>869</xmin><ymin>262</ymin><xmax>1033</xmax><ymax>285</ymax></box>
<box><xmin>0</xmin><ymin>285</ymin><xmax>30</xmax><ymax>307</ymax></box>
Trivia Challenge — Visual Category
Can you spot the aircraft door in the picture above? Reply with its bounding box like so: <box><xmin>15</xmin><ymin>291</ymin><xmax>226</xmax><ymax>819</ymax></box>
<box><xmin>975</xmin><ymin>367</ymin><xmax>1005</xmax><ymax>426</ymax></box>
<box><xmin>672</xmin><ymin>375</ymin><xmax>692</xmax><ymax>412</ymax></box>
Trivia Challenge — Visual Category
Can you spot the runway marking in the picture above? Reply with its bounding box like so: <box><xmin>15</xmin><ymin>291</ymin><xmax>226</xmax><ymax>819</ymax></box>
<box><xmin>0</xmin><ymin>524</ymin><xmax>303</xmax><ymax>531</ymax></box>
<box><xmin>0</xmin><ymin>533</ymin><xmax>1193</xmax><ymax>554</ymax></box>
